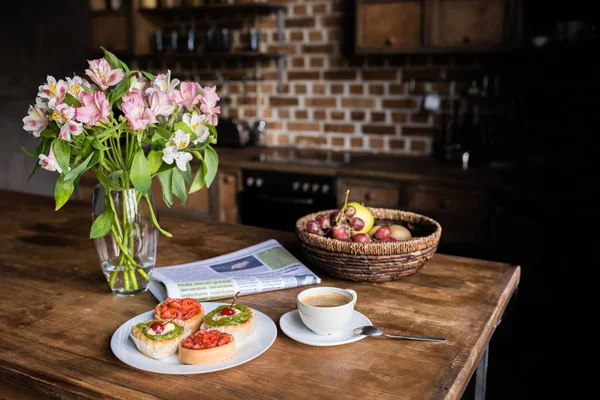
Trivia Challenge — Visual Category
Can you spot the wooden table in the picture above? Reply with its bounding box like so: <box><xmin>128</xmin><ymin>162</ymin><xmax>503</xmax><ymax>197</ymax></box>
<box><xmin>0</xmin><ymin>190</ymin><xmax>519</xmax><ymax>400</ymax></box>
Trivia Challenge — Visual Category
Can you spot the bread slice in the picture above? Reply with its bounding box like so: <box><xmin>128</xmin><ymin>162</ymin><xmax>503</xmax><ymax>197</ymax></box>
<box><xmin>178</xmin><ymin>333</ymin><xmax>236</xmax><ymax>365</ymax></box>
<box><xmin>202</xmin><ymin>306</ymin><xmax>255</xmax><ymax>341</ymax></box>
<box><xmin>155</xmin><ymin>298</ymin><xmax>205</xmax><ymax>332</ymax></box>
<box><xmin>130</xmin><ymin>320</ymin><xmax>190</xmax><ymax>360</ymax></box>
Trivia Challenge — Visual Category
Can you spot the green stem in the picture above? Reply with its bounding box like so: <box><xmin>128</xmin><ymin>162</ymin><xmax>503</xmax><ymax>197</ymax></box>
<box><xmin>123</xmin><ymin>264</ymin><xmax>130</xmax><ymax>291</ymax></box>
<box><xmin>110</xmin><ymin>226</ymin><xmax>139</xmax><ymax>266</ymax></box>
<box><xmin>108</xmin><ymin>270</ymin><xmax>118</xmax><ymax>289</ymax></box>
<box><xmin>144</xmin><ymin>194</ymin><xmax>172</xmax><ymax>237</ymax></box>
<box><xmin>129</xmin><ymin>269</ymin><xmax>138</xmax><ymax>291</ymax></box>
<box><xmin>107</xmin><ymin>194</ymin><xmax>123</xmax><ymax>239</ymax></box>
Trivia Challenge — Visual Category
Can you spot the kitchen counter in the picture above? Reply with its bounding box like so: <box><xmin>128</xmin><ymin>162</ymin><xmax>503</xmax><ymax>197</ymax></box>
<box><xmin>0</xmin><ymin>190</ymin><xmax>519</xmax><ymax>399</ymax></box>
<box><xmin>216</xmin><ymin>146</ymin><xmax>504</xmax><ymax>188</ymax></box>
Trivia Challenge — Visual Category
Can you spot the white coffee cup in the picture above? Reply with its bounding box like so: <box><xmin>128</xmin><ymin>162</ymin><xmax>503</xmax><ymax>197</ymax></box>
<box><xmin>297</xmin><ymin>287</ymin><xmax>357</xmax><ymax>335</ymax></box>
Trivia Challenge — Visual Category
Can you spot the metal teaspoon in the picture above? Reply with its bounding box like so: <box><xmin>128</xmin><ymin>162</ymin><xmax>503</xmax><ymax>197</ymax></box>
<box><xmin>354</xmin><ymin>326</ymin><xmax>445</xmax><ymax>342</ymax></box>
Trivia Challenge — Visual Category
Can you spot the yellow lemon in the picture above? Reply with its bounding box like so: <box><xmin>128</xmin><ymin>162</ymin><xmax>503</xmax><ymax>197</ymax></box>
<box><xmin>346</xmin><ymin>202</ymin><xmax>374</xmax><ymax>234</ymax></box>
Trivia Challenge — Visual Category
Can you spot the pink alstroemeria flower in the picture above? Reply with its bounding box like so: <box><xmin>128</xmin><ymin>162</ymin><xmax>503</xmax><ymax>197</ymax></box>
<box><xmin>200</xmin><ymin>98</ymin><xmax>221</xmax><ymax>126</ymax></box>
<box><xmin>122</xmin><ymin>97</ymin><xmax>157</xmax><ymax>131</ymax></box>
<box><xmin>200</xmin><ymin>85</ymin><xmax>220</xmax><ymax>108</ymax></box>
<box><xmin>22</xmin><ymin>105</ymin><xmax>48</xmax><ymax>137</ymax></box>
<box><xmin>122</xmin><ymin>88</ymin><xmax>145</xmax><ymax>103</ymax></box>
<box><xmin>171</xmin><ymin>82</ymin><xmax>202</xmax><ymax>112</ymax></box>
<box><xmin>38</xmin><ymin>147</ymin><xmax>62</xmax><ymax>174</ymax></box>
<box><xmin>37</xmin><ymin>75</ymin><xmax>68</xmax><ymax>109</ymax></box>
<box><xmin>85</xmin><ymin>58</ymin><xmax>124</xmax><ymax>91</ymax></box>
<box><xmin>149</xmin><ymin>90</ymin><xmax>175</xmax><ymax>118</ymax></box>
<box><xmin>75</xmin><ymin>91</ymin><xmax>110</xmax><ymax>126</ymax></box>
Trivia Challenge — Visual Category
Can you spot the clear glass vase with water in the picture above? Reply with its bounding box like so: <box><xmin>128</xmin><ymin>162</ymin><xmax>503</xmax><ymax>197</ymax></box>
<box><xmin>92</xmin><ymin>185</ymin><xmax>158</xmax><ymax>295</ymax></box>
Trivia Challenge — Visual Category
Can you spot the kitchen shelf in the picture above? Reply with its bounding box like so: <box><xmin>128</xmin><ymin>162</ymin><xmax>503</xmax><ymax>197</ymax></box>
<box><xmin>139</xmin><ymin>3</ymin><xmax>284</xmax><ymax>17</ymax></box>
<box><xmin>132</xmin><ymin>51</ymin><xmax>285</xmax><ymax>60</ymax></box>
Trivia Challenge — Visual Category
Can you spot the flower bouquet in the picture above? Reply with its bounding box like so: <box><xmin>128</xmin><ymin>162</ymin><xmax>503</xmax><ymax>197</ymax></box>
<box><xmin>22</xmin><ymin>48</ymin><xmax>220</xmax><ymax>295</ymax></box>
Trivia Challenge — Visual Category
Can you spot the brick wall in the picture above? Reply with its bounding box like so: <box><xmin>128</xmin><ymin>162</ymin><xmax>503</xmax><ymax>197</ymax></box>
<box><xmin>138</xmin><ymin>0</ymin><xmax>487</xmax><ymax>155</ymax></box>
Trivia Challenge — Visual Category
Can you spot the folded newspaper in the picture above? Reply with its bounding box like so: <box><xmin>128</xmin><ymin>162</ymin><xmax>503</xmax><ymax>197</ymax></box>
<box><xmin>149</xmin><ymin>239</ymin><xmax>321</xmax><ymax>302</ymax></box>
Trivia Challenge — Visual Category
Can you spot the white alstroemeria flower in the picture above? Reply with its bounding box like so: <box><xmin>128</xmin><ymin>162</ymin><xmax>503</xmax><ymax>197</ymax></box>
<box><xmin>65</xmin><ymin>76</ymin><xmax>87</xmax><ymax>101</ymax></box>
<box><xmin>129</xmin><ymin>73</ymin><xmax>148</xmax><ymax>92</ymax></box>
<box><xmin>162</xmin><ymin>145</ymin><xmax>193</xmax><ymax>172</ymax></box>
<box><xmin>51</xmin><ymin>104</ymin><xmax>82</xmax><ymax>142</ymax></box>
<box><xmin>38</xmin><ymin>147</ymin><xmax>62</xmax><ymax>173</ymax></box>
<box><xmin>22</xmin><ymin>104</ymin><xmax>48</xmax><ymax>137</ymax></box>
<box><xmin>35</xmin><ymin>96</ymin><xmax>48</xmax><ymax>111</ymax></box>
<box><xmin>37</xmin><ymin>75</ymin><xmax>68</xmax><ymax>109</ymax></box>
<box><xmin>169</xmin><ymin>129</ymin><xmax>190</xmax><ymax>150</ymax></box>
<box><xmin>51</xmin><ymin>103</ymin><xmax>75</xmax><ymax>123</ymax></box>
<box><xmin>147</xmin><ymin>70</ymin><xmax>180</xmax><ymax>96</ymax></box>
<box><xmin>182</xmin><ymin>112</ymin><xmax>209</xmax><ymax>144</ymax></box>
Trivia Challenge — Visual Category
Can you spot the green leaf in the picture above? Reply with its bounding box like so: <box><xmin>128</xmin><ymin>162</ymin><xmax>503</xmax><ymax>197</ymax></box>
<box><xmin>92</xmin><ymin>137</ymin><xmax>108</xmax><ymax>151</ymax></box>
<box><xmin>41</xmin><ymin>128</ymin><xmax>57</xmax><ymax>139</ymax></box>
<box><xmin>204</xmin><ymin>146</ymin><xmax>219</xmax><ymax>188</ymax></box>
<box><xmin>183</xmin><ymin>163</ymin><xmax>192</xmax><ymax>185</ymax></box>
<box><xmin>82</xmin><ymin>136</ymin><xmax>95</xmax><ymax>160</ymax></box>
<box><xmin>64</xmin><ymin>93</ymin><xmax>81</xmax><ymax>107</ymax></box>
<box><xmin>97</xmin><ymin>120</ymin><xmax>125</xmax><ymax>139</ymax></box>
<box><xmin>151</xmin><ymin>134</ymin><xmax>168</xmax><ymax>143</ymax></box>
<box><xmin>21</xmin><ymin>146</ymin><xmax>36</xmax><ymax>158</ymax></box>
<box><xmin>174</xmin><ymin>122</ymin><xmax>194</xmax><ymax>136</ymax></box>
<box><xmin>148</xmin><ymin>150</ymin><xmax>163</xmax><ymax>174</ymax></box>
<box><xmin>80</xmin><ymin>84</ymin><xmax>94</xmax><ymax>94</ymax></box>
<box><xmin>141</xmin><ymin>71</ymin><xmax>156</xmax><ymax>80</ymax></box>
<box><xmin>156</xmin><ymin>169</ymin><xmax>173</xmax><ymax>207</ymax></box>
<box><xmin>90</xmin><ymin>206</ymin><xmax>115</xmax><ymax>239</ymax></box>
<box><xmin>130</xmin><ymin>149</ymin><xmax>151</xmax><ymax>194</ymax></box>
<box><xmin>22</xmin><ymin>137</ymin><xmax>51</xmax><ymax>158</ymax></box>
<box><xmin>109</xmin><ymin>77</ymin><xmax>129</xmax><ymax>106</ymax></box>
<box><xmin>94</xmin><ymin>169</ymin><xmax>124</xmax><ymax>191</ymax></box>
<box><xmin>52</xmin><ymin>140</ymin><xmax>70</xmax><ymax>174</ymax></box>
<box><xmin>208</xmin><ymin>124</ymin><xmax>218</xmax><ymax>142</ymax></box>
<box><xmin>109</xmin><ymin>170</ymin><xmax>123</xmax><ymax>182</ymax></box>
<box><xmin>101</xmin><ymin>47</ymin><xmax>123</xmax><ymax>70</ymax></box>
<box><xmin>54</xmin><ymin>174</ymin><xmax>74</xmax><ymax>210</ymax></box>
<box><xmin>119</xmin><ymin>60</ymin><xmax>130</xmax><ymax>73</ymax></box>
<box><xmin>189</xmin><ymin>161</ymin><xmax>206</xmax><ymax>194</ymax></box>
<box><xmin>153</xmin><ymin>126</ymin><xmax>172</xmax><ymax>140</ymax></box>
<box><xmin>64</xmin><ymin>151</ymin><xmax>95</xmax><ymax>181</ymax></box>
<box><xmin>171</xmin><ymin>168</ymin><xmax>187</xmax><ymax>207</ymax></box>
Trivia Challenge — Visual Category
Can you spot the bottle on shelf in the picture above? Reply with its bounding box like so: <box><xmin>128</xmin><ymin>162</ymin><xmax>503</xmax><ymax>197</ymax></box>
<box><xmin>248</xmin><ymin>28</ymin><xmax>259</xmax><ymax>52</ymax></box>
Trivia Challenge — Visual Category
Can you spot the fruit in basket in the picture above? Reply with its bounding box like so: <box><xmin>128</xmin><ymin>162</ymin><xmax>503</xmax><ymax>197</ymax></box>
<box><xmin>331</xmin><ymin>224</ymin><xmax>350</xmax><ymax>240</ymax></box>
<box><xmin>390</xmin><ymin>224</ymin><xmax>412</xmax><ymax>241</ymax></box>
<box><xmin>315</xmin><ymin>214</ymin><xmax>330</xmax><ymax>230</ymax></box>
<box><xmin>351</xmin><ymin>233</ymin><xmax>371</xmax><ymax>243</ymax></box>
<box><xmin>349</xmin><ymin>217</ymin><xmax>365</xmax><ymax>231</ymax></box>
<box><xmin>346</xmin><ymin>202</ymin><xmax>374</xmax><ymax>234</ymax></box>
<box><xmin>305</xmin><ymin>220</ymin><xmax>320</xmax><ymax>234</ymax></box>
<box><xmin>373</xmin><ymin>226</ymin><xmax>391</xmax><ymax>241</ymax></box>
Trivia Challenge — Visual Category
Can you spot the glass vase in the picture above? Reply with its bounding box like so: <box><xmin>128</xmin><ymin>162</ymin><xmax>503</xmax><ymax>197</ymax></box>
<box><xmin>92</xmin><ymin>185</ymin><xmax>158</xmax><ymax>296</ymax></box>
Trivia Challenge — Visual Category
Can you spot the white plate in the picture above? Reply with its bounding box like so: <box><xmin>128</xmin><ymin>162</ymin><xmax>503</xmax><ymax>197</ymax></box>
<box><xmin>111</xmin><ymin>302</ymin><xmax>277</xmax><ymax>374</ymax></box>
<box><xmin>279</xmin><ymin>309</ymin><xmax>372</xmax><ymax>347</ymax></box>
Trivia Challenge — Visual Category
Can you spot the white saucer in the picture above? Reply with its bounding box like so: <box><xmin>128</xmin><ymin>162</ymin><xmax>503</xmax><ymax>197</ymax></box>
<box><xmin>279</xmin><ymin>309</ymin><xmax>372</xmax><ymax>347</ymax></box>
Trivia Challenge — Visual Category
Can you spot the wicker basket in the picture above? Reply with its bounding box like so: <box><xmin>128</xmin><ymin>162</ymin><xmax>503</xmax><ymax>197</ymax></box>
<box><xmin>295</xmin><ymin>208</ymin><xmax>442</xmax><ymax>282</ymax></box>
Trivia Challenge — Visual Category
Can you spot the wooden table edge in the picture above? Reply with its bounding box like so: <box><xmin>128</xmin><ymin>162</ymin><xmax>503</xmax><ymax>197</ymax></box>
<box><xmin>433</xmin><ymin>264</ymin><xmax>521</xmax><ymax>400</ymax></box>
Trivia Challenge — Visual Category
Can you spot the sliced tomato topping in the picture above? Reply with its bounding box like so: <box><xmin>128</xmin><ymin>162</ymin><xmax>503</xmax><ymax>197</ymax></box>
<box><xmin>155</xmin><ymin>297</ymin><xmax>202</xmax><ymax>321</ymax></box>
<box><xmin>182</xmin><ymin>329</ymin><xmax>233</xmax><ymax>350</ymax></box>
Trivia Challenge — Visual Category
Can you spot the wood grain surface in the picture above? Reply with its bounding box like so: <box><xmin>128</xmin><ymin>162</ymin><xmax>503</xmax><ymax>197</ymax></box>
<box><xmin>0</xmin><ymin>190</ymin><xmax>519</xmax><ymax>400</ymax></box>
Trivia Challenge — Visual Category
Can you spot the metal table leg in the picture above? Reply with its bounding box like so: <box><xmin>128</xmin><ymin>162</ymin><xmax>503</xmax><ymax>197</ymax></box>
<box><xmin>475</xmin><ymin>345</ymin><xmax>489</xmax><ymax>400</ymax></box>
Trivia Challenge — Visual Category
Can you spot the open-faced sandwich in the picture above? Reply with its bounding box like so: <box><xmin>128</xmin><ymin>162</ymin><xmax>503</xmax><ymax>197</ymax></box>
<box><xmin>155</xmin><ymin>297</ymin><xmax>204</xmax><ymax>332</ymax></box>
<box><xmin>202</xmin><ymin>292</ymin><xmax>255</xmax><ymax>341</ymax></box>
<box><xmin>178</xmin><ymin>329</ymin><xmax>235</xmax><ymax>365</ymax></box>
<box><xmin>130</xmin><ymin>319</ymin><xmax>191</xmax><ymax>359</ymax></box>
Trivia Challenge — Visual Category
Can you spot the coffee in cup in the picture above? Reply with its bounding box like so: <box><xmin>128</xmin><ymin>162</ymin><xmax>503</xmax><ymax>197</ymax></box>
<box><xmin>297</xmin><ymin>287</ymin><xmax>357</xmax><ymax>335</ymax></box>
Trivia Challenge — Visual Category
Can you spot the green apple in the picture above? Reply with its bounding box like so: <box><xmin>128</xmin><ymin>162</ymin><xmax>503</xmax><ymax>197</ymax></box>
<box><xmin>346</xmin><ymin>202</ymin><xmax>374</xmax><ymax>234</ymax></box>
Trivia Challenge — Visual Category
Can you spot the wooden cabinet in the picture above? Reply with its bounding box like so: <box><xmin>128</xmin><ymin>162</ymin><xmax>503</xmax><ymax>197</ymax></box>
<box><xmin>337</xmin><ymin>178</ymin><xmax>401</xmax><ymax>209</ymax></box>
<box><xmin>356</xmin><ymin>0</ymin><xmax>424</xmax><ymax>53</ymax></box>
<box><xmin>405</xmin><ymin>184</ymin><xmax>488</xmax><ymax>247</ymax></box>
<box><xmin>355</xmin><ymin>0</ymin><xmax>521</xmax><ymax>54</ymax></box>
<box><xmin>216</xmin><ymin>169</ymin><xmax>241</xmax><ymax>224</ymax></box>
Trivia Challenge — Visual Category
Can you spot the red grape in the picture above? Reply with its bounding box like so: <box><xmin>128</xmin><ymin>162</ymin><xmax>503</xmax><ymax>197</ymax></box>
<box><xmin>331</xmin><ymin>224</ymin><xmax>350</xmax><ymax>240</ymax></box>
<box><xmin>305</xmin><ymin>220</ymin><xmax>320</xmax><ymax>234</ymax></box>
<box><xmin>315</xmin><ymin>214</ymin><xmax>330</xmax><ymax>230</ymax></box>
<box><xmin>350</xmin><ymin>217</ymin><xmax>364</xmax><ymax>231</ymax></box>
<box><xmin>374</xmin><ymin>226</ymin><xmax>391</xmax><ymax>241</ymax></box>
<box><xmin>330</xmin><ymin>210</ymin><xmax>341</xmax><ymax>225</ymax></box>
<box><xmin>345</xmin><ymin>205</ymin><xmax>356</xmax><ymax>217</ymax></box>
<box><xmin>351</xmin><ymin>233</ymin><xmax>371</xmax><ymax>243</ymax></box>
